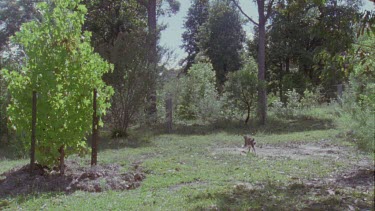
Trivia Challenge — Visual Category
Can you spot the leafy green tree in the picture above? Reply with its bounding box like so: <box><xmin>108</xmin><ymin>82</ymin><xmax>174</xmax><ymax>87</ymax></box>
<box><xmin>108</xmin><ymin>31</ymin><xmax>152</xmax><ymax>137</ymax></box>
<box><xmin>1</xmin><ymin>0</ymin><xmax>113</xmax><ymax>167</ymax></box>
<box><xmin>224</xmin><ymin>58</ymin><xmax>259</xmax><ymax>124</ymax></box>
<box><xmin>83</xmin><ymin>0</ymin><xmax>147</xmax><ymax>45</ymax></box>
<box><xmin>199</xmin><ymin>0</ymin><xmax>245</xmax><ymax>90</ymax></box>
<box><xmin>84</xmin><ymin>0</ymin><xmax>150</xmax><ymax>136</ymax></box>
<box><xmin>181</xmin><ymin>0</ymin><xmax>210</xmax><ymax>72</ymax></box>
<box><xmin>338</xmin><ymin>32</ymin><xmax>375</xmax><ymax>151</ymax></box>
<box><xmin>177</xmin><ymin>62</ymin><xmax>220</xmax><ymax>122</ymax></box>
<box><xmin>0</xmin><ymin>0</ymin><xmax>42</xmax><ymax>138</ymax></box>
<box><xmin>262</xmin><ymin>0</ymin><xmax>360</xmax><ymax>101</ymax></box>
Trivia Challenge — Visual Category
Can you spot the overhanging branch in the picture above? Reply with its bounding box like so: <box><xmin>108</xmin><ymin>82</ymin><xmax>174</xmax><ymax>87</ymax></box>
<box><xmin>265</xmin><ymin>0</ymin><xmax>275</xmax><ymax>20</ymax></box>
<box><xmin>231</xmin><ymin>0</ymin><xmax>259</xmax><ymax>26</ymax></box>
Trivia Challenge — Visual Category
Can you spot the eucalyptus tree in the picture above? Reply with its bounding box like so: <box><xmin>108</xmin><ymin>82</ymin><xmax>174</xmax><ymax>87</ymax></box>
<box><xmin>181</xmin><ymin>0</ymin><xmax>210</xmax><ymax>73</ymax></box>
<box><xmin>136</xmin><ymin>0</ymin><xmax>180</xmax><ymax>122</ymax></box>
<box><xmin>84</xmin><ymin>0</ymin><xmax>179</xmax><ymax>134</ymax></box>
<box><xmin>199</xmin><ymin>0</ymin><xmax>246</xmax><ymax>90</ymax></box>
<box><xmin>232</xmin><ymin>0</ymin><xmax>275</xmax><ymax>124</ymax></box>
<box><xmin>266</xmin><ymin>0</ymin><xmax>361</xmax><ymax>99</ymax></box>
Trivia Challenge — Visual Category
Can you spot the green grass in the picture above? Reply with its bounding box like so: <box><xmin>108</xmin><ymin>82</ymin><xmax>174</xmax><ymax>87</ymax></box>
<box><xmin>0</xmin><ymin>109</ymin><xmax>373</xmax><ymax>210</ymax></box>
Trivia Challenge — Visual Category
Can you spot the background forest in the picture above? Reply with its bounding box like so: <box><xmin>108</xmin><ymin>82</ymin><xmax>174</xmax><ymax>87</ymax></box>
<box><xmin>0</xmin><ymin>0</ymin><xmax>374</xmax><ymax>210</ymax></box>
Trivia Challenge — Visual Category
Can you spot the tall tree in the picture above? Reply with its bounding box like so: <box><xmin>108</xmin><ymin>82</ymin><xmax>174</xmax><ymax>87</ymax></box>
<box><xmin>137</xmin><ymin>0</ymin><xmax>180</xmax><ymax>122</ymax></box>
<box><xmin>265</xmin><ymin>0</ymin><xmax>360</xmax><ymax>99</ymax></box>
<box><xmin>84</xmin><ymin>0</ymin><xmax>154</xmax><ymax>135</ymax></box>
<box><xmin>232</xmin><ymin>0</ymin><xmax>275</xmax><ymax>124</ymax></box>
<box><xmin>181</xmin><ymin>0</ymin><xmax>210</xmax><ymax>73</ymax></box>
<box><xmin>199</xmin><ymin>0</ymin><xmax>245</xmax><ymax>90</ymax></box>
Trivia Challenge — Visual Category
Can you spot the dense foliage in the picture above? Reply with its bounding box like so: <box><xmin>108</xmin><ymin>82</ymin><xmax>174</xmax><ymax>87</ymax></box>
<box><xmin>1</xmin><ymin>0</ymin><xmax>113</xmax><ymax>166</ymax></box>
<box><xmin>337</xmin><ymin>32</ymin><xmax>375</xmax><ymax>151</ymax></box>
<box><xmin>198</xmin><ymin>0</ymin><xmax>245</xmax><ymax>89</ymax></box>
<box><xmin>224</xmin><ymin>58</ymin><xmax>259</xmax><ymax>124</ymax></box>
<box><xmin>176</xmin><ymin>62</ymin><xmax>220</xmax><ymax>122</ymax></box>
<box><xmin>181</xmin><ymin>0</ymin><xmax>210</xmax><ymax>72</ymax></box>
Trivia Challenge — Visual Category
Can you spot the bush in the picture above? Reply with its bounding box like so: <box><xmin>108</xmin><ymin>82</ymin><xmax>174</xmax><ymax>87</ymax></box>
<box><xmin>176</xmin><ymin>62</ymin><xmax>221</xmax><ymax>122</ymax></box>
<box><xmin>270</xmin><ymin>89</ymin><xmax>300</xmax><ymax>118</ymax></box>
<box><xmin>334</xmin><ymin>33</ymin><xmax>374</xmax><ymax>152</ymax></box>
<box><xmin>300</xmin><ymin>87</ymin><xmax>323</xmax><ymax>109</ymax></box>
<box><xmin>224</xmin><ymin>58</ymin><xmax>258</xmax><ymax>124</ymax></box>
<box><xmin>335</xmin><ymin>84</ymin><xmax>374</xmax><ymax>151</ymax></box>
<box><xmin>270</xmin><ymin>87</ymin><xmax>324</xmax><ymax>118</ymax></box>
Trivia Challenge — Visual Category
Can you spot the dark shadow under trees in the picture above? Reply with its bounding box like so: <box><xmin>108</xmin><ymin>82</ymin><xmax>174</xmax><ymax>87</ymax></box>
<box><xmin>190</xmin><ymin>170</ymin><xmax>374</xmax><ymax>210</ymax></box>
<box><xmin>150</xmin><ymin>116</ymin><xmax>335</xmax><ymax>136</ymax></box>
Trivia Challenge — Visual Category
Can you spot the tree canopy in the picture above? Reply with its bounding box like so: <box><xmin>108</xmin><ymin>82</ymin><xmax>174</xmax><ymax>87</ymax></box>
<box><xmin>1</xmin><ymin>0</ymin><xmax>113</xmax><ymax>167</ymax></box>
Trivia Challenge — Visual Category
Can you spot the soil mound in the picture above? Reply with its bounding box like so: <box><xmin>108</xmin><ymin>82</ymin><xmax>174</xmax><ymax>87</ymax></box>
<box><xmin>0</xmin><ymin>161</ymin><xmax>145</xmax><ymax>197</ymax></box>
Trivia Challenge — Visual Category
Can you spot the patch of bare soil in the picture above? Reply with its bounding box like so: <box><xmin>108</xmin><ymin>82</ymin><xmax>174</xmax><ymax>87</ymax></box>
<box><xmin>213</xmin><ymin>139</ymin><xmax>374</xmax><ymax>193</ymax></box>
<box><xmin>335</xmin><ymin>168</ymin><xmax>374</xmax><ymax>188</ymax></box>
<box><xmin>0</xmin><ymin>161</ymin><xmax>145</xmax><ymax>198</ymax></box>
<box><xmin>212</xmin><ymin>140</ymin><xmax>349</xmax><ymax>160</ymax></box>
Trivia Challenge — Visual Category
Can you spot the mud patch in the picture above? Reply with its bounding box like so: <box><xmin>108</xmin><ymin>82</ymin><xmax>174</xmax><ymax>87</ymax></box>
<box><xmin>335</xmin><ymin>168</ymin><xmax>374</xmax><ymax>189</ymax></box>
<box><xmin>0</xmin><ymin>161</ymin><xmax>145</xmax><ymax>198</ymax></box>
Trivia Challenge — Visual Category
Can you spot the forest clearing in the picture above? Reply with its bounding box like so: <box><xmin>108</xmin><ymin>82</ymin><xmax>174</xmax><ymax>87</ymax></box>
<box><xmin>1</xmin><ymin>107</ymin><xmax>374</xmax><ymax>210</ymax></box>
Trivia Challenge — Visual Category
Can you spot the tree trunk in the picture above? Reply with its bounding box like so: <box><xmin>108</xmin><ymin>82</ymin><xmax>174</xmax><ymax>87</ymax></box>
<box><xmin>285</xmin><ymin>57</ymin><xmax>290</xmax><ymax>73</ymax></box>
<box><xmin>30</xmin><ymin>91</ymin><xmax>37</xmax><ymax>174</ymax></box>
<box><xmin>91</xmin><ymin>89</ymin><xmax>98</xmax><ymax>166</ymax></box>
<box><xmin>147</xmin><ymin>0</ymin><xmax>158</xmax><ymax>123</ymax></box>
<box><xmin>279</xmin><ymin>61</ymin><xmax>283</xmax><ymax>103</ymax></box>
<box><xmin>245</xmin><ymin>103</ymin><xmax>251</xmax><ymax>124</ymax></box>
<box><xmin>257</xmin><ymin>2</ymin><xmax>267</xmax><ymax>125</ymax></box>
<box><xmin>165</xmin><ymin>93</ymin><xmax>173</xmax><ymax>133</ymax></box>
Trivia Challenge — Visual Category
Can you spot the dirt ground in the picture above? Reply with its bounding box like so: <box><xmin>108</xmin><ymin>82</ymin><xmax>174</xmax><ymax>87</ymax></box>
<box><xmin>211</xmin><ymin>139</ymin><xmax>374</xmax><ymax>193</ymax></box>
<box><xmin>213</xmin><ymin>140</ymin><xmax>343</xmax><ymax>158</ymax></box>
<box><xmin>0</xmin><ymin>139</ymin><xmax>373</xmax><ymax>205</ymax></box>
<box><xmin>0</xmin><ymin>161</ymin><xmax>145</xmax><ymax>198</ymax></box>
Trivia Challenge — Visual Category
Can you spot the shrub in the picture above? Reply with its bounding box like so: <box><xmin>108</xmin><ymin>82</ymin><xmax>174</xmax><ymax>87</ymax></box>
<box><xmin>224</xmin><ymin>58</ymin><xmax>258</xmax><ymax>124</ymax></box>
<box><xmin>270</xmin><ymin>89</ymin><xmax>301</xmax><ymax>118</ymax></box>
<box><xmin>176</xmin><ymin>62</ymin><xmax>220</xmax><ymax>122</ymax></box>
<box><xmin>334</xmin><ymin>32</ymin><xmax>374</xmax><ymax>152</ymax></box>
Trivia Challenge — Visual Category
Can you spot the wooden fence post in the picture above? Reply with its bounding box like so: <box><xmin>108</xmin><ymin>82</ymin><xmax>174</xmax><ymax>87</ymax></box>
<box><xmin>337</xmin><ymin>84</ymin><xmax>343</xmax><ymax>104</ymax></box>
<box><xmin>165</xmin><ymin>93</ymin><xmax>173</xmax><ymax>133</ymax></box>
<box><xmin>30</xmin><ymin>91</ymin><xmax>37</xmax><ymax>174</ymax></box>
<box><xmin>91</xmin><ymin>89</ymin><xmax>98</xmax><ymax>166</ymax></box>
<box><xmin>59</xmin><ymin>145</ymin><xmax>65</xmax><ymax>175</ymax></box>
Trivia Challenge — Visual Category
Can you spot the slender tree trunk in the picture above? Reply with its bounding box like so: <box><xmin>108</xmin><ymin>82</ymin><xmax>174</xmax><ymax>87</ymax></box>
<box><xmin>279</xmin><ymin>62</ymin><xmax>283</xmax><ymax>103</ymax></box>
<box><xmin>257</xmin><ymin>3</ymin><xmax>267</xmax><ymax>125</ymax></box>
<box><xmin>245</xmin><ymin>103</ymin><xmax>251</xmax><ymax>124</ymax></box>
<box><xmin>91</xmin><ymin>89</ymin><xmax>98</xmax><ymax>166</ymax></box>
<box><xmin>165</xmin><ymin>93</ymin><xmax>173</xmax><ymax>133</ymax></box>
<box><xmin>285</xmin><ymin>57</ymin><xmax>290</xmax><ymax>73</ymax></box>
<box><xmin>59</xmin><ymin>145</ymin><xmax>65</xmax><ymax>175</ymax></box>
<box><xmin>147</xmin><ymin>0</ymin><xmax>158</xmax><ymax>123</ymax></box>
<box><xmin>30</xmin><ymin>91</ymin><xmax>37</xmax><ymax>174</ymax></box>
